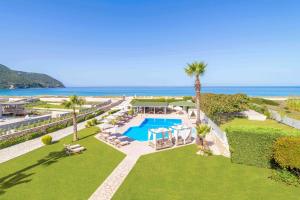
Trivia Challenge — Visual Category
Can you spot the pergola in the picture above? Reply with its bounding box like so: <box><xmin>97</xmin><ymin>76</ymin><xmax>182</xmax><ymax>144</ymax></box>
<box><xmin>148</xmin><ymin>128</ymin><xmax>173</xmax><ymax>150</ymax></box>
<box><xmin>169</xmin><ymin>101</ymin><xmax>196</xmax><ymax>111</ymax></box>
<box><xmin>131</xmin><ymin>101</ymin><xmax>168</xmax><ymax>114</ymax></box>
<box><xmin>0</xmin><ymin>102</ymin><xmax>27</xmax><ymax>117</ymax></box>
<box><xmin>172</xmin><ymin>125</ymin><xmax>193</xmax><ymax>145</ymax></box>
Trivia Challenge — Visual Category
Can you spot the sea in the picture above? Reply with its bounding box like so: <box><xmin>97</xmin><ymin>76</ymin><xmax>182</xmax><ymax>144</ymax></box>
<box><xmin>0</xmin><ymin>86</ymin><xmax>299</xmax><ymax>97</ymax></box>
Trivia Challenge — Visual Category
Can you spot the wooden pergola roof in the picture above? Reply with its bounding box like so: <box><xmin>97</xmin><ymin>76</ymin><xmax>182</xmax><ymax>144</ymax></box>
<box><xmin>131</xmin><ymin>101</ymin><xmax>168</xmax><ymax>108</ymax></box>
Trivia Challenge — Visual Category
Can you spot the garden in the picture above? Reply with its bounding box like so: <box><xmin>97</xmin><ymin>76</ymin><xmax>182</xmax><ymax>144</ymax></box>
<box><xmin>0</xmin><ymin>127</ymin><xmax>125</xmax><ymax>199</ymax></box>
<box><xmin>113</xmin><ymin>145</ymin><xmax>300</xmax><ymax>200</ymax></box>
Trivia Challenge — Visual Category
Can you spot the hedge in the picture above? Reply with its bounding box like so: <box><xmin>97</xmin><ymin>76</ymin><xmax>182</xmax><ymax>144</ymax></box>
<box><xmin>226</xmin><ymin>126</ymin><xmax>298</xmax><ymax>168</ymax></box>
<box><xmin>273</xmin><ymin>136</ymin><xmax>300</xmax><ymax>169</ymax></box>
<box><xmin>0</xmin><ymin>130</ymin><xmax>44</xmax><ymax>149</ymax></box>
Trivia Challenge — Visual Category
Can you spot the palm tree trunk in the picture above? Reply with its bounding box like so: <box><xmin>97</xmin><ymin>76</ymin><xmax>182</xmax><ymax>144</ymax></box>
<box><xmin>195</xmin><ymin>76</ymin><xmax>201</xmax><ymax>124</ymax></box>
<box><xmin>72</xmin><ymin>109</ymin><xmax>78</xmax><ymax>141</ymax></box>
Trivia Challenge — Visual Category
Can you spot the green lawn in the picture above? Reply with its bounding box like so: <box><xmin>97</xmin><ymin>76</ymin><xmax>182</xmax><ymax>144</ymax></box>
<box><xmin>0</xmin><ymin>127</ymin><xmax>125</xmax><ymax>200</ymax></box>
<box><xmin>221</xmin><ymin>118</ymin><xmax>300</xmax><ymax>133</ymax></box>
<box><xmin>113</xmin><ymin>145</ymin><xmax>300</xmax><ymax>200</ymax></box>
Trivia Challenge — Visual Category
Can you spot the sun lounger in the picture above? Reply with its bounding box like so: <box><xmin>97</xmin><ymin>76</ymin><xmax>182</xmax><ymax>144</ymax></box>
<box><xmin>117</xmin><ymin>140</ymin><xmax>129</xmax><ymax>147</ymax></box>
<box><xmin>65</xmin><ymin>144</ymin><xmax>86</xmax><ymax>155</ymax></box>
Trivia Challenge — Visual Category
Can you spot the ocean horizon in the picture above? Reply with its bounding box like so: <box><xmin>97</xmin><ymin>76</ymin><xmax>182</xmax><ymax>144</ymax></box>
<box><xmin>0</xmin><ymin>86</ymin><xmax>299</xmax><ymax>97</ymax></box>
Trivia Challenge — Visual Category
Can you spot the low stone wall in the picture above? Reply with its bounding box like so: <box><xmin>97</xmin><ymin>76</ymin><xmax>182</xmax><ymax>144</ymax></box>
<box><xmin>269</xmin><ymin>109</ymin><xmax>300</xmax><ymax>129</ymax></box>
<box><xmin>0</xmin><ymin>115</ymin><xmax>51</xmax><ymax>131</ymax></box>
<box><xmin>0</xmin><ymin>100</ymin><xmax>123</xmax><ymax>141</ymax></box>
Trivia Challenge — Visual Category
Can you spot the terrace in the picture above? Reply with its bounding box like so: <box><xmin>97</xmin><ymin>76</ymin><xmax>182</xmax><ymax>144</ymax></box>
<box><xmin>1</xmin><ymin>96</ymin><xmax>300</xmax><ymax>200</ymax></box>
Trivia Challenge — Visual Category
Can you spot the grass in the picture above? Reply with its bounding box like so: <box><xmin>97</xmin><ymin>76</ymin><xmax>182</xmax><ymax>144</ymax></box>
<box><xmin>113</xmin><ymin>145</ymin><xmax>300</xmax><ymax>200</ymax></box>
<box><xmin>26</xmin><ymin>101</ymin><xmax>81</xmax><ymax>109</ymax></box>
<box><xmin>221</xmin><ymin>118</ymin><xmax>300</xmax><ymax>133</ymax></box>
<box><xmin>0</xmin><ymin>127</ymin><xmax>125</xmax><ymax>199</ymax></box>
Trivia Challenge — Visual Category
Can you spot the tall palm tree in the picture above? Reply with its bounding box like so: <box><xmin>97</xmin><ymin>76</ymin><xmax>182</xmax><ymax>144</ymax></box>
<box><xmin>63</xmin><ymin>95</ymin><xmax>85</xmax><ymax>141</ymax></box>
<box><xmin>184</xmin><ymin>61</ymin><xmax>207</xmax><ymax>124</ymax></box>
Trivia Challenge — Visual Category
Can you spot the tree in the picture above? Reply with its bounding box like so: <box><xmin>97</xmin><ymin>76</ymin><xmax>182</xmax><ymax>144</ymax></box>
<box><xmin>196</xmin><ymin>124</ymin><xmax>211</xmax><ymax>146</ymax></box>
<box><xmin>184</xmin><ymin>61</ymin><xmax>207</xmax><ymax>124</ymax></box>
<box><xmin>62</xmin><ymin>95</ymin><xmax>85</xmax><ymax>141</ymax></box>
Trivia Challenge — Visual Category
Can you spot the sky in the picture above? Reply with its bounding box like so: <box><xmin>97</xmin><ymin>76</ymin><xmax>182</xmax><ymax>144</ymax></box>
<box><xmin>0</xmin><ymin>0</ymin><xmax>299</xmax><ymax>87</ymax></box>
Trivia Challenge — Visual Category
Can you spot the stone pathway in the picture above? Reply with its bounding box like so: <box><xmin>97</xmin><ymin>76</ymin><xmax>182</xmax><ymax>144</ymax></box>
<box><xmin>89</xmin><ymin>154</ymin><xmax>140</xmax><ymax>200</ymax></box>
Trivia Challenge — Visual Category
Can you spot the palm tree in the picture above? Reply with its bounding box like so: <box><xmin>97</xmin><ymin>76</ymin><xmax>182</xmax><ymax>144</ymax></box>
<box><xmin>184</xmin><ymin>61</ymin><xmax>207</xmax><ymax>124</ymax></box>
<box><xmin>63</xmin><ymin>95</ymin><xmax>85</xmax><ymax>141</ymax></box>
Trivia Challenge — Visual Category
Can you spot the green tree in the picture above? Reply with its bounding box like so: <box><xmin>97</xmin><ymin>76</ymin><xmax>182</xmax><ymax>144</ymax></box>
<box><xmin>185</xmin><ymin>61</ymin><xmax>207</xmax><ymax>124</ymax></box>
<box><xmin>63</xmin><ymin>95</ymin><xmax>85</xmax><ymax>141</ymax></box>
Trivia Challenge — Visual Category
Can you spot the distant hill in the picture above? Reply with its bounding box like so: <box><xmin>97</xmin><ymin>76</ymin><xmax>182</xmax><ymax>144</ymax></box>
<box><xmin>0</xmin><ymin>64</ymin><xmax>65</xmax><ymax>89</ymax></box>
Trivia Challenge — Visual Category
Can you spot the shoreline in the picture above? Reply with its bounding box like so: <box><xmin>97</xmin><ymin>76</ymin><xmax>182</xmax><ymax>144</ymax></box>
<box><xmin>0</xmin><ymin>95</ymin><xmax>298</xmax><ymax>101</ymax></box>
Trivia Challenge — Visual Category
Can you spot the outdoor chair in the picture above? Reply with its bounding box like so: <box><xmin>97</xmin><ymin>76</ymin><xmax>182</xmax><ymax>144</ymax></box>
<box><xmin>65</xmin><ymin>144</ymin><xmax>86</xmax><ymax>155</ymax></box>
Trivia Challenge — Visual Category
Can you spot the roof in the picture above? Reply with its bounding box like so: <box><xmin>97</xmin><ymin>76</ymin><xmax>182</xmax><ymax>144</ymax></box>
<box><xmin>169</xmin><ymin>101</ymin><xmax>196</xmax><ymax>107</ymax></box>
<box><xmin>131</xmin><ymin>101</ymin><xmax>169</xmax><ymax>107</ymax></box>
<box><xmin>0</xmin><ymin>102</ymin><xmax>26</xmax><ymax>106</ymax></box>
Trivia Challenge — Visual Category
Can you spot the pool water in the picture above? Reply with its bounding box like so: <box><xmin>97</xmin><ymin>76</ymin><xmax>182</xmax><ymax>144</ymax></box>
<box><xmin>124</xmin><ymin>118</ymin><xmax>182</xmax><ymax>141</ymax></box>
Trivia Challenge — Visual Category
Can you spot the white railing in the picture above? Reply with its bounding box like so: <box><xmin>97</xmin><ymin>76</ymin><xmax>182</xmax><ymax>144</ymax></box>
<box><xmin>201</xmin><ymin>111</ymin><xmax>229</xmax><ymax>148</ymax></box>
<box><xmin>269</xmin><ymin>109</ymin><xmax>300</xmax><ymax>130</ymax></box>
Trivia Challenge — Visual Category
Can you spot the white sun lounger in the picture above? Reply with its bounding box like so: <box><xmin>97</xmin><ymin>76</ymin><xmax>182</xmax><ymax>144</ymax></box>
<box><xmin>65</xmin><ymin>145</ymin><xmax>86</xmax><ymax>155</ymax></box>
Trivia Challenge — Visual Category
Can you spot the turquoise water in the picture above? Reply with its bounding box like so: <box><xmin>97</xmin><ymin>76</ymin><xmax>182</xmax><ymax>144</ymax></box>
<box><xmin>123</xmin><ymin>118</ymin><xmax>182</xmax><ymax>141</ymax></box>
<box><xmin>0</xmin><ymin>86</ymin><xmax>299</xmax><ymax>96</ymax></box>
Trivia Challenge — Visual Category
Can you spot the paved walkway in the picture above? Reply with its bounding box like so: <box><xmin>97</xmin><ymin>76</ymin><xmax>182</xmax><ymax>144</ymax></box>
<box><xmin>89</xmin><ymin>154</ymin><xmax>140</xmax><ymax>200</ymax></box>
<box><xmin>0</xmin><ymin>107</ymin><xmax>116</xmax><ymax>164</ymax></box>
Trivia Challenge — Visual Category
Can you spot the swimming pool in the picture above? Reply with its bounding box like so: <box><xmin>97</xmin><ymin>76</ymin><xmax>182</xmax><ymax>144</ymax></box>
<box><xmin>123</xmin><ymin>118</ymin><xmax>182</xmax><ymax>141</ymax></box>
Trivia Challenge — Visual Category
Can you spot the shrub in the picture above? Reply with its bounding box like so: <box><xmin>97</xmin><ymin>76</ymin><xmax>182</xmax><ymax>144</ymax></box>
<box><xmin>200</xmin><ymin>93</ymin><xmax>249</xmax><ymax>124</ymax></box>
<box><xmin>85</xmin><ymin>114</ymin><xmax>95</xmax><ymax>120</ymax></box>
<box><xmin>108</xmin><ymin>109</ymin><xmax>120</xmax><ymax>115</ymax></box>
<box><xmin>273</xmin><ymin>137</ymin><xmax>300</xmax><ymax>169</ymax></box>
<box><xmin>46</xmin><ymin>123</ymin><xmax>66</xmax><ymax>133</ymax></box>
<box><xmin>41</xmin><ymin>135</ymin><xmax>52</xmax><ymax>145</ymax></box>
<box><xmin>287</xmin><ymin>99</ymin><xmax>300</xmax><ymax>112</ymax></box>
<box><xmin>91</xmin><ymin>118</ymin><xmax>98</xmax><ymax>125</ymax></box>
<box><xmin>0</xmin><ymin>130</ymin><xmax>45</xmax><ymax>149</ymax></box>
<box><xmin>85</xmin><ymin>120</ymin><xmax>93</xmax><ymax>128</ymax></box>
<box><xmin>250</xmin><ymin>97</ymin><xmax>279</xmax><ymax>106</ymax></box>
<box><xmin>270</xmin><ymin>168</ymin><xmax>300</xmax><ymax>187</ymax></box>
<box><xmin>183</xmin><ymin>96</ymin><xmax>193</xmax><ymax>101</ymax></box>
<box><xmin>226</xmin><ymin>126</ymin><xmax>296</xmax><ymax>168</ymax></box>
<box><xmin>76</xmin><ymin>117</ymin><xmax>85</xmax><ymax>123</ymax></box>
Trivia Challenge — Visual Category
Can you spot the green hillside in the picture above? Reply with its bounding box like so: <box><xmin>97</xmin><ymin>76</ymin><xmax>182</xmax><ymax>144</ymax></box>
<box><xmin>0</xmin><ymin>64</ymin><xmax>64</xmax><ymax>89</ymax></box>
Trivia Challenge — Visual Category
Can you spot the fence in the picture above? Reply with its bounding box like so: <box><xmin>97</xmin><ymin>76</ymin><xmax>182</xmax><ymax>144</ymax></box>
<box><xmin>0</xmin><ymin>115</ymin><xmax>51</xmax><ymax>131</ymax></box>
<box><xmin>269</xmin><ymin>109</ymin><xmax>300</xmax><ymax>130</ymax></box>
<box><xmin>0</xmin><ymin>100</ymin><xmax>123</xmax><ymax>141</ymax></box>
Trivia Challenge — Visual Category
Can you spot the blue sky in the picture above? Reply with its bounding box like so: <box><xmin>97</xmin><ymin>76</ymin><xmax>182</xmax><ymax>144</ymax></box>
<box><xmin>0</xmin><ymin>0</ymin><xmax>299</xmax><ymax>87</ymax></box>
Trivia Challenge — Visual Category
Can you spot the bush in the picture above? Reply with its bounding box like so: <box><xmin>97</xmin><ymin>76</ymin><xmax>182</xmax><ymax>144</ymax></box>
<box><xmin>41</xmin><ymin>135</ymin><xmax>52</xmax><ymax>145</ymax></box>
<box><xmin>91</xmin><ymin>118</ymin><xmax>98</xmax><ymax>125</ymax></box>
<box><xmin>270</xmin><ymin>168</ymin><xmax>300</xmax><ymax>187</ymax></box>
<box><xmin>273</xmin><ymin>137</ymin><xmax>300</xmax><ymax>169</ymax></box>
<box><xmin>85</xmin><ymin>114</ymin><xmax>95</xmax><ymax>120</ymax></box>
<box><xmin>108</xmin><ymin>109</ymin><xmax>120</xmax><ymax>115</ymax></box>
<box><xmin>85</xmin><ymin>120</ymin><xmax>93</xmax><ymax>128</ymax></box>
<box><xmin>226</xmin><ymin>126</ymin><xmax>295</xmax><ymax>168</ymax></box>
<box><xmin>0</xmin><ymin>130</ymin><xmax>45</xmax><ymax>149</ymax></box>
<box><xmin>250</xmin><ymin>97</ymin><xmax>279</xmax><ymax>106</ymax></box>
<box><xmin>46</xmin><ymin>123</ymin><xmax>66</xmax><ymax>133</ymax></box>
<box><xmin>287</xmin><ymin>99</ymin><xmax>300</xmax><ymax>112</ymax></box>
<box><xmin>200</xmin><ymin>93</ymin><xmax>249</xmax><ymax>124</ymax></box>
<box><xmin>183</xmin><ymin>96</ymin><xmax>193</xmax><ymax>101</ymax></box>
